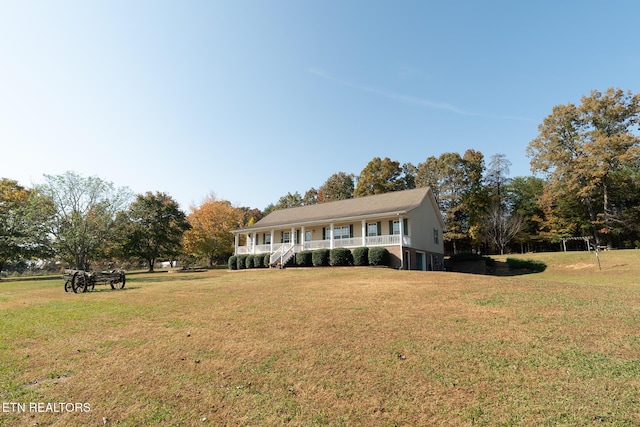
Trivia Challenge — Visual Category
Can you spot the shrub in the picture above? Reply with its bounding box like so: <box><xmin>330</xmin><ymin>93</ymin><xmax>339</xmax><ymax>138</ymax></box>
<box><xmin>253</xmin><ymin>254</ymin><xmax>263</xmax><ymax>268</ymax></box>
<box><xmin>449</xmin><ymin>252</ymin><xmax>495</xmax><ymax>267</ymax></box>
<box><xmin>312</xmin><ymin>249</ymin><xmax>330</xmax><ymax>267</ymax></box>
<box><xmin>228</xmin><ymin>255</ymin><xmax>238</xmax><ymax>270</ymax></box>
<box><xmin>236</xmin><ymin>254</ymin><xmax>248</xmax><ymax>270</ymax></box>
<box><xmin>296</xmin><ymin>250</ymin><xmax>313</xmax><ymax>267</ymax></box>
<box><xmin>506</xmin><ymin>258</ymin><xmax>546</xmax><ymax>273</ymax></box>
<box><xmin>245</xmin><ymin>255</ymin><xmax>255</xmax><ymax>269</ymax></box>
<box><xmin>330</xmin><ymin>247</ymin><xmax>353</xmax><ymax>266</ymax></box>
<box><xmin>352</xmin><ymin>247</ymin><xmax>369</xmax><ymax>266</ymax></box>
<box><xmin>368</xmin><ymin>247</ymin><xmax>390</xmax><ymax>266</ymax></box>
<box><xmin>264</xmin><ymin>253</ymin><xmax>271</xmax><ymax>268</ymax></box>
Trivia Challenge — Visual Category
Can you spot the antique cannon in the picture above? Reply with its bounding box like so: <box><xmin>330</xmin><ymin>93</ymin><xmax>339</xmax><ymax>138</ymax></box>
<box><xmin>63</xmin><ymin>269</ymin><xmax>126</xmax><ymax>293</ymax></box>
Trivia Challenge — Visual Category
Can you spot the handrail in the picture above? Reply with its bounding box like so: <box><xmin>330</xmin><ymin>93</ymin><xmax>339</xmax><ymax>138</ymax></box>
<box><xmin>269</xmin><ymin>245</ymin><xmax>286</xmax><ymax>265</ymax></box>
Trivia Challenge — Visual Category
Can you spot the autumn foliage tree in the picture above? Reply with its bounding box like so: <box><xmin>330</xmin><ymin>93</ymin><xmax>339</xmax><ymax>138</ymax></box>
<box><xmin>355</xmin><ymin>157</ymin><xmax>413</xmax><ymax>197</ymax></box>
<box><xmin>318</xmin><ymin>172</ymin><xmax>355</xmax><ymax>202</ymax></box>
<box><xmin>527</xmin><ymin>88</ymin><xmax>640</xmax><ymax>248</ymax></box>
<box><xmin>183</xmin><ymin>196</ymin><xmax>244</xmax><ymax>267</ymax></box>
<box><xmin>0</xmin><ymin>178</ymin><xmax>54</xmax><ymax>273</ymax></box>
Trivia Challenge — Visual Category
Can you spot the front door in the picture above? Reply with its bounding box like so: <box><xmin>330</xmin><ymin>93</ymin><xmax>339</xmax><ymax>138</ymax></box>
<box><xmin>416</xmin><ymin>252</ymin><xmax>426</xmax><ymax>271</ymax></box>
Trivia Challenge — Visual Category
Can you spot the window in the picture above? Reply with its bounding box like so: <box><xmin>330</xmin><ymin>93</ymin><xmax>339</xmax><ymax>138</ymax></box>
<box><xmin>264</xmin><ymin>234</ymin><xmax>271</xmax><ymax>245</ymax></box>
<box><xmin>433</xmin><ymin>228</ymin><xmax>439</xmax><ymax>244</ymax></box>
<box><xmin>334</xmin><ymin>225</ymin><xmax>350</xmax><ymax>239</ymax></box>
<box><xmin>282</xmin><ymin>231</ymin><xmax>291</xmax><ymax>243</ymax></box>
<box><xmin>392</xmin><ymin>220</ymin><xmax>400</xmax><ymax>235</ymax></box>
<box><xmin>367</xmin><ymin>223</ymin><xmax>378</xmax><ymax>237</ymax></box>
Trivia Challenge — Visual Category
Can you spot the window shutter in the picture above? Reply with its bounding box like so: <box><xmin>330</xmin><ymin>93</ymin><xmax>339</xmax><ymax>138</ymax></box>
<box><xmin>403</xmin><ymin>219</ymin><xmax>409</xmax><ymax>236</ymax></box>
<box><xmin>389</xmin><ymin>221</ymin><xmax>393</xmax><ymax>235</ymax></box>
<box><xmin>280</xmin><ymin>231</ymin><xmax>283</xmax><ymax>243</ymax></box>
<box><xmin>322</xmin><ymin>227</ymin><xmax>326</xmax><ymax>240</ymax></box>
<box><xmin>377</xmin><ymin>221</ymin><xmax>382</xmax><ymax>236</ymax></box>
<box><xmin>349</xmin><ymin>224</ymin><xmax>353</xmax><ymax>238</ymax></box>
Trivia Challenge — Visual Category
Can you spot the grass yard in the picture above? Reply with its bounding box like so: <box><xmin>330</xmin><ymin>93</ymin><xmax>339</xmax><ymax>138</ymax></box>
<box><xmin>1</xmin><ymin>250</ymin><xmax>640</xmax><ymax>426</ymax></box>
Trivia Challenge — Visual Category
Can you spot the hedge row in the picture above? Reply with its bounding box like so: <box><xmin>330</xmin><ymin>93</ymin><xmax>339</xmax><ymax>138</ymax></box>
<box><xmin>229</xmin><ymin>247</ymin><xmax>390</xmax><ymax>270</ymax></box>
<box><xmin>506</xmin><ymin>258</ymin><xmax>547</xmax><ymax>273</ymax></box>
<box><xmin>228</xmin><ymin>253</ymin><xmax>271</xmax><ymax>270</ymax></box>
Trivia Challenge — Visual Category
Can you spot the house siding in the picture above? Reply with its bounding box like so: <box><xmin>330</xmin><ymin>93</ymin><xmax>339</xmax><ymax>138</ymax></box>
<box><xmin>405</xmin><ymin>194</ymin><xmax>444</xmax><ymax>255</ymax></box>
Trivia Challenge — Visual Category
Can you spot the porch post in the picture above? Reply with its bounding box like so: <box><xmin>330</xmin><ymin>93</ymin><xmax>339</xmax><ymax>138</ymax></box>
<box><xmin>291</xmin><ymin>227</ymin><xmax>295</xmax><ymax>246</ymax></box>
<box><xmin>361</xmin><ymin>220</ymin><xmax>366</xmax><ymax>246</ymax></box>
<box><xmin>301</xmin><ymin>226</ymin><xmax>305</xmax><ymax>249</ymax></box>
<box><xmin>399</xmin><ymin>215</ymin><xmax>404</xmax><ymax>270</ymax></box>
<box><xmin>270</xmin><ymin>230</ymin><xmax>274</xmax><ymax>253</ymax></box>
<box><xmin>252</xmin><ymin>232</ymin><xmax>256</xmax><ymax>254</ymax></box>
<box><xmin>234</xmin><ymin>234</ymin><xmax>239</xmax><ymax>255</ymax></box>
<box><xmin>329</xmin><ymin>223</ymin><xmax>334</xmax><ymax>249</ymax></box>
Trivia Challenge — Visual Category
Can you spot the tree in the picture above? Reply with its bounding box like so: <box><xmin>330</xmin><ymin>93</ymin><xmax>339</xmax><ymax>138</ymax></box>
<box><xmin>461</xmin><ymin>149</ymin><xmax>488</xmax><ymax>250</ymax></box>
<box><xmin>302</xmin><ymin>188</ymin><xmax>318</xmax><ymax>206</ymax></box>
<box><xmin>318</xmin><ymin>172</ymin><xmax>354</xmax><ymax>202</ymax></box>
<box><xmin>264</xmin><ymin>192</ymin><xmax>301</xmax><ymax>216</ymax></box>
<box><xmin>354</xmin><ymin>157</ymin><xmax>407</xmax><ymax>197</ymax></box>
<box><xmin>36</xmin><ymin>172</ymin><xmax>132</xmax><ymax>270</ymax></box>
<box><xmin>0</xmin><ymin>179</ymin><xmax>54</xmax><ymax>274</ymax></box>
<box><xmin>484</xmin><ymin>201</ymin><xmax>526</xmax><ymax>255</ymax></box>
<box><xmin>527</xmin><ymin>88</ymin><xmax>640</xmax><ymax>248</ymax></box>
<box><xmin>183</xmin><ymin>195</ymin><xmax>244</xmax><ymax>267</ymax></box>
<box><xmin>482</xmin><ymin>154</ymin><xmax>524</xmax><ymax>254</ymax></box>
<box><xmin>239</xmin><ymin>207</ymin><xmax>264</xmax><ymax>227</ymax></box>
<box><xmin>507</xmin><ymin>176</ymin><xmax>546</xmax><ymax>252</ymax></box>
<box><xmin>117</xmin><ymin>192</ymin><xmax>189</xmax><ymax>272</ymax></box>
<box><xmin>415</xmin><ymin>151</ymin><xmax>486</xmax><ymax>254</ymax></box>
<box><xmin>486</xmin><ymin>153</ymin><xmax>511</xmax><ymax>200</ymax></box>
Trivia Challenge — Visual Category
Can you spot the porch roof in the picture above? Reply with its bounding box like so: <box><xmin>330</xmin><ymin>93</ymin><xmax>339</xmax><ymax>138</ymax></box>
<box><xmin>233</xmin><ymin>187</ymin><xmax>435</xmax><ymax>234</ymax></box>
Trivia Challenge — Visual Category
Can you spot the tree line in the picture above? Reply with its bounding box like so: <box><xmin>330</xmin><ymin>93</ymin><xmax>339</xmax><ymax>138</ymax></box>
<box><xmin>264</xmin><ymin>88</ymin><xmax>640</xmax><ymax>253</ymax></box>
<box><xmin>1</xmin><ymin>88</ymin><xmax>639</xmax><ymax>275</ymax></box>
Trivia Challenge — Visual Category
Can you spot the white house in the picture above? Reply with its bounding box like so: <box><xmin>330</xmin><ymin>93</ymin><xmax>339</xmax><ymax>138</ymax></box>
<box><xmin>232</xmin><ymin>187</ymin><xmax>446</xmax><ymax>270</ymax></box>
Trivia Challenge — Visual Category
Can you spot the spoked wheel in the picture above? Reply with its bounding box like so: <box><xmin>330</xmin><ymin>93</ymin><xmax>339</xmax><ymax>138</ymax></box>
<box><xmin>110</xmin><ymin>271</ymin><xmax>126</xmax><ymax>289</ymax></box>
<box><xmin>64</xmin><ymin>279</ymin><xmax>72</xmax><ymax>292</ymax></box>
<box><xmin>72</xmin><ymin>271</ymin><xmax>89</xmax><ymax>293</ymax></box>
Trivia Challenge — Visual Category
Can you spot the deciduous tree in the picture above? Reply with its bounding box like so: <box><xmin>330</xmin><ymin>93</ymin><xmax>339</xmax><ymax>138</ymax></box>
<box><xmin>117</xmin><ymin>192</ymin><xmax>189</xmax><ymax>272</ymax></box>
<box><xmin>0</xmin><ymin>178</ymin><xmax>54</xmax><ymax>274</ymax></box>
<box><xmin>36</xmin><ymin>172</ymin><xmax>132</xmax><ymax>270</ymax></box>
<box><xmin>527</xmin><ymin>88</ymin><xmax>640</xmax><ymax>247</ymax></box>
<box><xmin>318</xmin><ymin>172</ymin><xmax>354</xmax><ymax>202</ymax></box>
<box><xmin>183</xmin><ymin>196</ymin><xmax>244</xmax><ymax>267</ymax></box>
<box><xmin>354</xmin><ymin>157</ymin><xmax>407</xmax><ymax>197</ymax></box>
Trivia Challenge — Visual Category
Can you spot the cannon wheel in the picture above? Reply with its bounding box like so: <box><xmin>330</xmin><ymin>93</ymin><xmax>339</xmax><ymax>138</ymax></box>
<box><xmin>72</xmin><ymin>271</ymin><xmax>89</xmax><ymax>293</ymax></box>
<box><xmin>110</xmin><ymin>271</ymin><xmax>126</xmax><ymax>290</ymax></box>
<box><xmin>64</xmin><ymin>279</ymin><xmax>72</xmax><ymax>292</ymax></box>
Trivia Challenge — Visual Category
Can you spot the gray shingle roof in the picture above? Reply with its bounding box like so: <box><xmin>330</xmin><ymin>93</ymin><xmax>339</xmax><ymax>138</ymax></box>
<box><xmin>234</xmin><ymin>187</ymin><xmax>433</xmax><ymax>233</ymax></box>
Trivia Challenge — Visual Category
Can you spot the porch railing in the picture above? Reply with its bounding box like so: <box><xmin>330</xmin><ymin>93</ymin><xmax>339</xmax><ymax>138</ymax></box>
<box><xmin>237</xmin><ymin>234</ymin><xmax>411</xmax><ymax>255</ymax></box>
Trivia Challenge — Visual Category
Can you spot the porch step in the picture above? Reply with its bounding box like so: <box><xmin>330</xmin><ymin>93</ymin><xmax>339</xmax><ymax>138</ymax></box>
<box><xmin>269</xmin><ymin>244</ymin><xmax>296</xmax><ymax>268</ymax></box>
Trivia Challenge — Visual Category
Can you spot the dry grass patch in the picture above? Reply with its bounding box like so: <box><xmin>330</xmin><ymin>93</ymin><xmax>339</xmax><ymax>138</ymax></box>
<box><xmin>1</xmin><ymin>253</ymin><xmax>640</xmax><ymax>426</ymax></box>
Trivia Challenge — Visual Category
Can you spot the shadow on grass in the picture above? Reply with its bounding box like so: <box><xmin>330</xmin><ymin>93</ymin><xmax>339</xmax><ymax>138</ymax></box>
<box><xmin>491</xmin><ymin>259</ymin><xmax>547</xmax><ymax>276</ymax></box>
<box><xmin>78</xmin><ymin>286</ymin><xmax>142</xmax><ymax>293</ymax></box>
<box><xmin>447</xmin><ymin>254</ymin><xmax>547</xmax><ymax>276</ymax></box>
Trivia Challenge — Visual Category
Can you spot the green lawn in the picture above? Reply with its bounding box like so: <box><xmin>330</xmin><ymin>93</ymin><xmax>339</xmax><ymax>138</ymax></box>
<box><xmin>1</xmin><ymin>250</ymin><xmax>639</xmax><ymax>426</ymax></box>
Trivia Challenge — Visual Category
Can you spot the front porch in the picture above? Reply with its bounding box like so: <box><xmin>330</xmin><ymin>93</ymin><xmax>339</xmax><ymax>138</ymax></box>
<box><xmin>236</xmin><ymin>234</ymin><xmax>411</xmax><ymax>255</ymax></box>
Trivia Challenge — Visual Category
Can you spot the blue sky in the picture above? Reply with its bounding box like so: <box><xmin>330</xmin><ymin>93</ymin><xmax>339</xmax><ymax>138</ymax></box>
<box><xmin>2</xmin><ymin>1</ymin><xmax>639</xmax><ymax>211</ymax></box>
